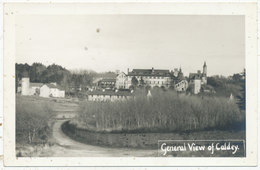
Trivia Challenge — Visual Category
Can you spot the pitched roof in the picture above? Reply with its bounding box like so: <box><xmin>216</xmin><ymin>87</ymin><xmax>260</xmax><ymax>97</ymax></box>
<box><xmin>45</xmin><ymin>83</ymin><xmax>57</xmax><ymax>88</ymax></box>
<box><xmin>87</xmin><ymin>90</ymin><xmax>133</xmax><ymax>96</ymax></box>
<box><xmin>116</xmin><ymin>72</ymin><xmax>126</xmax><ymax>76</ymax></box>
<box><xmin>30</xmin><ymin>83</ymin><xmax>43</xmax><ymax>87</ymax></box>
<box><xmin>189</xmin><ymin>72</ymin><xmax>206</xmax><ymax>80</ymax></box>
<box><xmin>132</xmin><ymin>69</ymin><xmax>169</xmax><ymax>73</ymax></box>
<box><xmin>128</xmin><ymin>68</ymin><xmax>171</xmax><ymax>77</ymax></box>
<box><xmin>175</xmin><ymin>79</ymin><xmax>187</xmax><ymax>84</ymax></box>
<box><xmin>99</xmin><ymin>78</ymin><xmax>116</xmax><ymax>82</ymax></box>
<box><xmin>97</xmin><ymin>72</ymin><xmax>117</xmax><ymax>79</ymax></box>
<box><xmin>43</xmin><ymin>83</ymin><xmax>64</xmax><ymax>90</ymax></box>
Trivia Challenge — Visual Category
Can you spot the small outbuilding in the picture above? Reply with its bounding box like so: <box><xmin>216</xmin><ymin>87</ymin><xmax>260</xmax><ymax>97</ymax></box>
<box><xmin>87</xmin><ymin>90</ymin><xmax>133</xmax><ymax>102</ymax></box>
<box><xmin>40</xmin><ymin>83</ymin><xmax>65</xmax><ymax>98</ymax></box>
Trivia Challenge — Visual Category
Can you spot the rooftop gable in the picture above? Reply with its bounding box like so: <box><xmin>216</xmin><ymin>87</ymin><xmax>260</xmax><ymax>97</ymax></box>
<box><xmin>30</xmin><ymin>83</ymin><xmax>44</xmax><ymax>87</ymax></box>
<box><xmin>42</xmin><ymin>83</ymin><xmax>64</xmax><ymax>91</ymax></box>
<box><xmin>87</xmin><ymin>90</ymin><xmax>133</xmax><ymax>96</ymax></box>
<box><xmin>129</xmin><ymin>68</ymin><xmax>171</xmax><ymax>77</ymax></box>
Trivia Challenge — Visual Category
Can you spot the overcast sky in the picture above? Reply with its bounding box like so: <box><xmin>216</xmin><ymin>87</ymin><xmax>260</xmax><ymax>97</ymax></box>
<box><xmin>15</xmin><ymin>15</ymin><xmax>245</xmax><ymax>76</ymax></box>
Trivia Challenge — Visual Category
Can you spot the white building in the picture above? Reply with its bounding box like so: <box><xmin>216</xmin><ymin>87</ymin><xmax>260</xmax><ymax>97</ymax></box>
<box><xmin>21</xmin><ymin>77</ymin><xmax>30</xmax><ymax>96</ymax></box>
<box><xmin>174</xmin><ymin>79</ymin><xmax>189</xmax><ymax>92</ymax></box>
<box><xmin>39</xmin><ymin>84</ymin><xmax>50</xmax><ymax>98</ymax></box>
<box><xmin>87</xmin><ymin>90</ymin><xmax>133</xmax><ymax>102</ymax></box>
<box><xmin>40</xmin><ymin>84</ymin><xmax>65</xmax><ymax>98</ymax></box>
<box><xmin>193</xmin><ymin>79</ymin><xmax>201</xmax><ymax>94</ymax></box>
<box><xmin>188</xmin><ymin>62</ymin><xmax>207</xmax><ymax>94</ymax></box>
<box><xmin>20</xmin><ymin>77</ymin><xmax>65</xmax><ymax>98</ymax></box>
<box><xmin>115</xmin><ymin>72</ymin><xmax>127</xmax><ymax>89</ymax></box>
<box><xmin>21</xmin><ymin>78</ymin><xmax>43</xmax><ymax>95</ymax></box>
<box><xmin>30</xmin><ymin>83</ymin><xmax>43</xmax><ymax>95</ymax></box>
<box><xmin>125</xmin><ymin>68</ymin><xmax>172</xmax><ymax>88</ymax></box>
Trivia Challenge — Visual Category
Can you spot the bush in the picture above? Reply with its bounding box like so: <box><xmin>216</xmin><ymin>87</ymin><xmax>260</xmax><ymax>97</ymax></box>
<box><xmin>16</xmin><ymin>95</ymin><xmax>54</xmax><ymax>144</ymax></box>
<box><xmin>77</xmin><ymin>89</ymin><xmax>244</xmax><ymax>132</ymax></box>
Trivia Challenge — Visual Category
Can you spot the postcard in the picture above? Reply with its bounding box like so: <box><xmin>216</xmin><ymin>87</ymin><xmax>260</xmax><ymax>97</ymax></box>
<box><xmin>3</xmin><ymin>1</ymin><xmax>258</xmax><ymax>166</ymax></box>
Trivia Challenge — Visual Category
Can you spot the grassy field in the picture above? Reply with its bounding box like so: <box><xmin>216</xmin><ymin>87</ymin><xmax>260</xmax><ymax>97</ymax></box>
<box><xmin>16</xmin><ymin>95</ymin><xmax>82</xmax><ymax>157</ymax></box>
<box><xmin>77</xmin><ymin>89</ymin><xmax>245</xmax><ymax>133</ymax></box>
<box><xmin>16</xmin><ymin>95</ymin><xmax>56</xmax><ymax>156</ymax></box>
<box><xmin>15</xmin><ymin>91</ymin><xmax>246</xmax><ymax>156</ymax></box>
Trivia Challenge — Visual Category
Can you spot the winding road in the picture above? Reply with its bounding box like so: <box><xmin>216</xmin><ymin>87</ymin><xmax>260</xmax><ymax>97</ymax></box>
<box><xmin>45</xmin><ymin>120</ymin><xmax>157</xmax><ymax>157</ymax></box>
<box><xmin>39</xmin><ymin>100</ymin><xmax>157</xmax><ymax>157</ymax></box>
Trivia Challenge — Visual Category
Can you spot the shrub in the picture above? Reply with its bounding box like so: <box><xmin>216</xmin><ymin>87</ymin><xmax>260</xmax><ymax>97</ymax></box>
<box><xmin>77</xmin><ymin>89</ymin><xmax>244</xmax><ymax>132</ymax></box>
<box><xmin>16</xmin><ymin>95</ymin><xmax>54</xmax><ymax>144</ymax></box>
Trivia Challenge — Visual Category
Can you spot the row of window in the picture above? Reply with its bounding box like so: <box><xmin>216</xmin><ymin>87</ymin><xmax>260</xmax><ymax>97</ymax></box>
<box><xmin>90</xmin><ymin>95</ymin><xmax>129</xmax><ymax>98</ymax></box>
<box><xmin>145</xmin><ymin>81</ymin><xmax>167</xmax><ymax>84</ymax></box>
<box><xmin>100</xmin><ymin>82</ymin><xmax>115</xmax><ymax>85</ymax></box>
<box><xmin>129</xmin><ymin>76</ymin><xmax>170</xmax><ymax>80</ymax></box>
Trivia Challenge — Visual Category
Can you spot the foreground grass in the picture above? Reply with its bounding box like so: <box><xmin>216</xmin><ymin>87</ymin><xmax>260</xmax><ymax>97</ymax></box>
<box><xmin>77</xmin><ymin>89</ymin><xmax>245</xmax><ymax>132</ymax></box>
<box><xmin>16</xmin><ymin>95</ymin><xmax>55</xmax><ymax>147</ymax></box>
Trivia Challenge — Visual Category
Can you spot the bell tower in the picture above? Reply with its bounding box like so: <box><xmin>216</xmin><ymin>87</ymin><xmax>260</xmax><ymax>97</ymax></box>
<box><xmin>203</xmin><ymin>61</ymin><xmax>207</xmax><ymax>76</ymax></box>
<box><xmin>202</xmin><ymin>62</ymin><xmax>207</xmax><ymax>84</ymax></box>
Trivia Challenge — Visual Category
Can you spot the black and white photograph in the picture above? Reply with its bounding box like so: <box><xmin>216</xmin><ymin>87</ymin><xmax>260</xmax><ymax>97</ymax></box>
<box><xmin>3</xmin><ymin>2</ymin><xmax>258</xmax><ymax>167</ymax></box>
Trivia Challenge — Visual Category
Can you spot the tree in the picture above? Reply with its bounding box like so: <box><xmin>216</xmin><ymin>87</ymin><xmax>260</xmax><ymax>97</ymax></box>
<box><xmin>186</xmin><ymin>84</ymin><xmax>193</xmax><ymax>94</ymax></box>
<box><xmin>131</xmin><ymin>76</ymin><xmax>138</xmax><ymax>88</ymax></box>
<box><xmin>145</xmin><ymin>85</ymin><xmax>151</xmax><ymax>91</ymax></box>
<box><xmin>139</xmin><ymin>77</ymin><xmax>145</xmax><ymax>88</ymax></box>
<box><xmin>15</xmin><ymin>62</ymin><xmax>97</xmax><ymax>93</ymax></box>
<box><xmin>236</xmin><ymin>69</ymin><xmax>246</xmax><ymax>111</ymax></box>
<box><xmin>169</xmin><ymin>85</ymin><xmax>175</xmax><ymax>91</ymax></box>
<box><xmin>232</xmin><ymin>73</ymin><xmax>243</xmax><ymax>82</ymax></box>
<box><xmin>160</xmin><ymin>86</ymin><xmax>166</xmax><ymax>91</ymax></box>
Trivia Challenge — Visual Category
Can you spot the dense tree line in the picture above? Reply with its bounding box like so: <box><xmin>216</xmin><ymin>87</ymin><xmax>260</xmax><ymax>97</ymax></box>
<box><xmin>206</xmin><ymin>70</ymin><xmax>245</xmax><ymax>98</ymax></box>
<box><xmin>15</xmin><ymin>63</ymin><xmax>97</xmax><ymax>93</ymax></box>
<box><xmin>78</xmin><ymin>89</ymin><xmax>244</xmax><ymax>132</ymax></box>
<box><xmin>206</xmin><ymin>69</ymin><xmax>245</xmax><ymax>111</ymax></box>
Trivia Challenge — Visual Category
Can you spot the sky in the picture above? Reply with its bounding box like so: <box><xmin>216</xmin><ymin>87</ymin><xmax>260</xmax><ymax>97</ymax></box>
<box><xmin>15</xmin><ymin>15</ymin><xmax>245</xmax><ymax>76</ymax></box>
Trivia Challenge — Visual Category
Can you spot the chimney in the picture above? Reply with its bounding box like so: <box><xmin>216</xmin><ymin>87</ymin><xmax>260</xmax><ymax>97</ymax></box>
<box><xmin>197</xmin><ymin>70</ymin><xmax>201</xmax><ymax>74</ymax></box>
<box><xmin>152</xmin><ymin>67</ymin><xmax>154</xmax><ymax>73</ymax></box>
<box><xmin>127</xmin><ymin>68</ymin><xmax>129</xmax><ymax>74</ymax></box>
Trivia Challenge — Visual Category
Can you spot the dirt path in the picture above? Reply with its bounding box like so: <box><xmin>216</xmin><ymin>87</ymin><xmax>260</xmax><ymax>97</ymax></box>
<box><xmin>39</xmin><ymin>100</ymin><xmax>157</xmax><ymax>157</ymax></box>
<box><xmin>41</xmin><ymin>120</ymin><xmax>157</xmax><ymax>157</ymax></box>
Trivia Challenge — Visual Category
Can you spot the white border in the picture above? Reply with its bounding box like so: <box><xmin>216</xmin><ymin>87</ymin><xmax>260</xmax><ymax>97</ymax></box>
<box><xmin>3</xmin><ymin>2</ymin><xmax>258</xmax><ymax>166</ymax></box>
